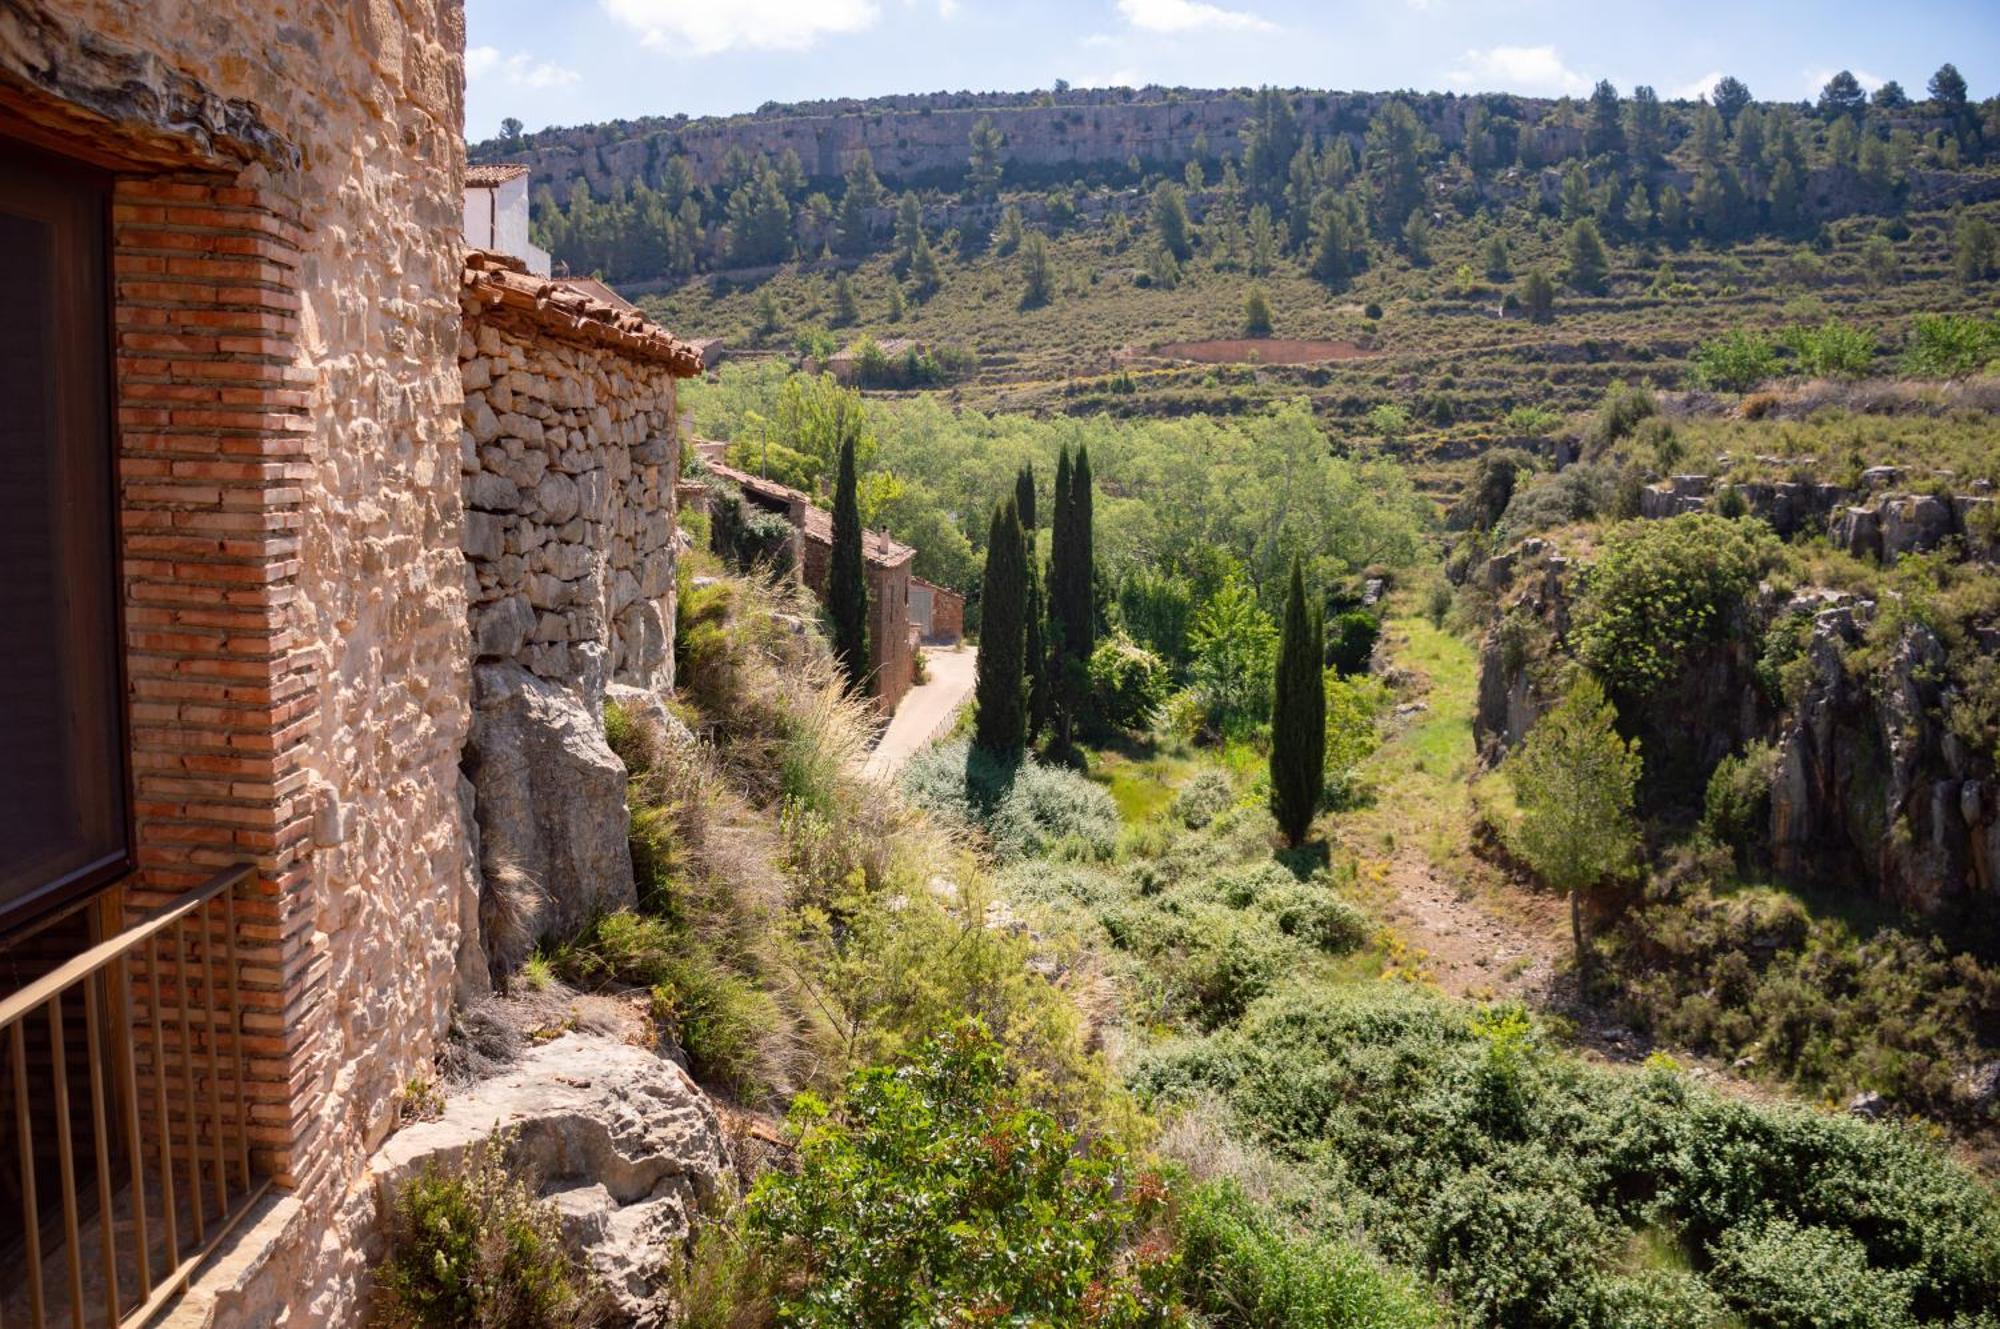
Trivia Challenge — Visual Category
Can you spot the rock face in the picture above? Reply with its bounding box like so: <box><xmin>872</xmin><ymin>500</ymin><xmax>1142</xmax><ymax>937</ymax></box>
<box><xmin>465</xmin><ymin>663</ymin><xmax>636</xmax><ymax>953</ymax></box>
<box><xmin>370</xmin><ymin>1034</ymin><xmax>733</xmax><ymax>1325</ymax></box>
<box><xmin>1829</xmin><ymin>493</ymin><xmax>1998</xmax><ymax>564</ymax></box>
<box><xmin>1475</xmin><ymin>533</ymin><xmax>2000</xmax><ymax>917</ymax></box>
<box><xmin>1771</xmin><ymin>608</ymin><xmax>2000</xmax><ymax>913</ymax></box>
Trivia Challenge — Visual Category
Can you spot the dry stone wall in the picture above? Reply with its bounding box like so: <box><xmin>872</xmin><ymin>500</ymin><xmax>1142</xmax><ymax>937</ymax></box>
<box><xmin>458</xmin><ymin>315</ymin><xmax>682</xmax><ymax>700</ymax></box>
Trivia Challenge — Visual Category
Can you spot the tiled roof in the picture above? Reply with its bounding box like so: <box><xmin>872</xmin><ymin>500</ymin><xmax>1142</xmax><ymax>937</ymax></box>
<box><xmin>708</xmin><ymin>462</ymin><xmax>916</xmax><ymax>568</ymax></box>
<box><xmin>466</xmin><ymin>162</ymin><xmax>530</xmax><ymax>187</ymax></box>
<box><xmin>462</xmin><ymin>250</ymin><xmax>703</xmax><ymax>375</ymax></box>
<box><xmin>557</xmin><ymin>275</ymin><xmax>639</xmax><ymax>315</ymax></box>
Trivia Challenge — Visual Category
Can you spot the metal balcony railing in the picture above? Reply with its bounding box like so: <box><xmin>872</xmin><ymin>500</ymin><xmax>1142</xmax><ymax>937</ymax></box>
<box><xmin>0</xmin><ymin>865</ymin><xmax>268</xmax><ymax>1328</ymax></box>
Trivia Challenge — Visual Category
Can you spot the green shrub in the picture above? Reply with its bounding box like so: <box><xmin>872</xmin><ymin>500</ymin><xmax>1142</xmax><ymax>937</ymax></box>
<box><xmin>1690</xmin><ymin>330</ymin><xmax>1781</xmax><ymax>392</ymax></box>
<box><xmin>1175</xmin><ymin>1179</ymin><xmax>1441</xmax><ymax>1328</ymax></box>
<box><xmin>1172</xmin><ymin>768</ymin><xmax>1235</xmax><ymax>829</ymax></box>
<box><xmin>742</xmin><ymin>1023</ymin><xmax>1180</xmax><ymax>1328</ymax></box>
<box><xmin>1326</xmin><ymin>609</ymin><xmax>1381</xmax><ymax>676</ymax></box>
<box><xmin>1902</xmin><ymin>312</ymin><xmax>2000</xmax><ymax>378</ymax></box>
<box><xmin>1783</xmin><ymin>319</ymin><xmax>1877</xmax><ymax>378</ymax></box>
<box><xmin>902</xmin><ymin>742</ymin><xmax>1121</xmax><ymax>860</ymax></box>
<box><xmin>375</xmin><ymin>1132</ymin><xmax>606</xmax><ymax>1328</ymax></box>
<box><xmin>1573</xmin><ymin>514</ymin><xmax>1782</xmax><ymax>699</ymax></box>
<box><xmin>1702</xmin><ymin>742</ymin><xmax>1776</xmax><ymax>854</ymax></box>
<box><xmin>1708</xmin><ymin>1221</ymin><xmax>1919</xmax><ymax>1329</ymax></box>
<box><xmin>1088</xmin><ymin>636</ymin><xmax>1171</xmax><ymax>733</ymax></box>
<box><xmin>1590</xmin><ymin>383</ymin><xmax>1659</xmax><ymax>452</ymax></box>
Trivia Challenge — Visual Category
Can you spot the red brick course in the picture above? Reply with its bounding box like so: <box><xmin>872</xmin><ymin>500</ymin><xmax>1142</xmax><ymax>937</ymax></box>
<box><xmin>112</xmin><ymin>171</ymin><xmax>325</xmax><ymax>1186</ymax></box>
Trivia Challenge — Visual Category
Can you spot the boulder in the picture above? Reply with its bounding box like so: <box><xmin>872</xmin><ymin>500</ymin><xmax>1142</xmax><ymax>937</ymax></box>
<box><xmin>370</xmin><ymin>1034</ymin><xmax>732</xmax><ymax>1326</ymax></box>
<box><xmin>465</xmin><ymin>662</ymin><xmax>634</xmax><ymax>949</ymax></box>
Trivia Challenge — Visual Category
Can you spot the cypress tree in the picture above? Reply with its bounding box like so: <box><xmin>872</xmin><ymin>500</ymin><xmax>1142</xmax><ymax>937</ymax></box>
<box><xmin>974</xmin><ymin>498</ymin><xmax>1028</xmax><ymax>760</ymax></box>
<box><xmin>1024</xmin><ymin>539</ymin><xmax>1050</xmax><ymax>743</ymax></box>
<box><xmin>827</xmin><ymin>427</ymin><xmax>869</xmax><ymax>692</ymax></box>
<box><xmin>1270</xmin><ymin>560</ymin><xmax>1327</xmax><ymax>848</ymax></box>
<box><xmin>1016</xmin><ymin>463</ymin><xmax>1048</xmax><ymax>742</ymax></box>
<box><xmin>1069</xmin><ymin>446</ymin><xmax>1095</xmax><ymax>658</ymax></box>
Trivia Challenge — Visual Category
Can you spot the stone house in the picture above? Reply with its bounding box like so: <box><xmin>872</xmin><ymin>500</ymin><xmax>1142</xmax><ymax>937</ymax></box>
<box><xmin>910</xmin><ymin>576</ymin><xmax>965</xmax><ymax>644</ymax></box>
<box><xmin>826</xmin><ymin>336</ymin><xmax>920</xmax><ymax>386</ymax></box>
<box><xmin>709</xmin><ymin>462</ymin><xmax>920</xmax><ymax>713</ymax></box>
<box><xmin>0</xmin><ymin>4</ymin><xmax>701</xmax><ymax>1327</ymax></box>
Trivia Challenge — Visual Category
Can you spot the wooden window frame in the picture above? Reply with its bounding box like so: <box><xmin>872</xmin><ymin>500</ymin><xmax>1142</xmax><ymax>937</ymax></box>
<box><xmin>0</xmin><ymin>136</ymin><xmax>135</xmax><ymax>945</ymax></box>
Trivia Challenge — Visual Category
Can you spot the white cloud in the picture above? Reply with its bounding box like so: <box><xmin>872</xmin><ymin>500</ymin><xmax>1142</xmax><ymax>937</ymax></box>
<box><xmin>465</xmin><ymin>45</ymin><xmax>581</xmax><ymax>90</ymax></box>
<box><xmin>1805</xmin><ymin>67</ymin><xmax>1885</xmax><ymax>96</ymax></box>
<box><xmin>1670</xmin><ymin>71</ymin><xmax>1724</xmax><ymax>102</ymax></box>
<box><xmin>1116</xmin><ymin>0</ymin><xmax>1274</xmax><ymax>35</ymax></box>
<box><xmin>1442</xmin><ymin>45</ymin><xmax>1590</xmax><ymax>97</ymax></box>
<box><xmin>601</xmin><ymin>0</ymin><xmax>883</xmax><ymax>56</ymax></box>
<box><xmin>1072</xmin><ymin>67</ymin><xmax>1146</xmax><ymax>88</ymax></box>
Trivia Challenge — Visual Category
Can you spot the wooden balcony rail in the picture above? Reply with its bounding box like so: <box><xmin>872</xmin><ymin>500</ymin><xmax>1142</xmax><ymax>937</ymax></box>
<box><xmin>0</xmin><ymin>866</ymin><xmax>269</xmax><ymax>1329</ymax></box>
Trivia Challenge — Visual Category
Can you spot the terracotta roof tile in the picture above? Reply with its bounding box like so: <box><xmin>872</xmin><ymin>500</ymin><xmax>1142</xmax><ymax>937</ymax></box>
<box><xmin>466</xmin><ymin>163</ymin><xmax>530</xmax><ymax>187</ymax></box>
<box><xmin>462</xmin><ymin>250</ymin><xmax>702</xmax><ymax>375</ymax></box>
<box><xmin>708</xmin><ymin>461</ymin><xmax>915</xmax><ymax>568</ymax></box>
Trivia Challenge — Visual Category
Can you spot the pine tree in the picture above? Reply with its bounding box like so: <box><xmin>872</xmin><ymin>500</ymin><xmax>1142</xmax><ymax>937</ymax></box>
<box><xmin>827</xmin><ymin>427</ymin><xmax>869</xmax><ymax>692</ymax></box>
<box><xmin>1269</xmin><ymin>561</ymin><xmax>1326</xmax><ymax>848</ymax></box>
<box><xmin>1243</xmin><ymin>285</ymin><xmax>1274</xmax><ymax>337</ymax></box>
<box><xmin>1019</xmin><ymin>231</ymin><xmax>1053</xmax><ymax>309</ymax></box>
<box><xmin>831</xmin><ymin>271</ymin><xmax>859</xmax><ymax>325</ymax></box>
<box><xmin>1566</xmin><ymin>218</ymin><xmax>1610</xmax><ymax>294</ymax></box>
<box><xmin>908</xmin><ymin>231</ymin><xmax>942</xmax><ymax>297</ymax></box>
<box><xmin>967</xmin><ymin>115</ymin><xmax>1004</xmax><ymax>200</ymax></box>
<box><xmin>974</xmin><ymin>498</ymin><xmax>1028</xmax><ymax>760</ymax></box>
<box><xmin>1311</xmin><ymin>208</ymin><xmax>1351</xmax><ymax>288</ymax></box>
<box><xmin>1521</xmin><ymin>268</ymin><xmax>1556</xmax><ymax>324</ymax></box>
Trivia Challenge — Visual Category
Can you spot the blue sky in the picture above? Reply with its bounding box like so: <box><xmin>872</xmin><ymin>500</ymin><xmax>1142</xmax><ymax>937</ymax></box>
<box><xmin>465</xmin><ymin>0</ymin><xmax>1996</xmax><ymax>141</ymax></box>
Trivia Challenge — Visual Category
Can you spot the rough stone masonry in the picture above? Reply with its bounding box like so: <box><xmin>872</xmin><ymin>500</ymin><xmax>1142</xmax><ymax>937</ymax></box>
<box><xmin>457</xmin><ymin>250</ymin><xmax>703</xmax><ymax>957</ymax></box>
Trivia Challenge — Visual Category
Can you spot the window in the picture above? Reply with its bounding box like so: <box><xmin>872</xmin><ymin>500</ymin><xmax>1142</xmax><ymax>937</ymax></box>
<box><xmin>0</xmin><ymin>139</ymin><xmax>128</xmax><ymax>930</ymax></box>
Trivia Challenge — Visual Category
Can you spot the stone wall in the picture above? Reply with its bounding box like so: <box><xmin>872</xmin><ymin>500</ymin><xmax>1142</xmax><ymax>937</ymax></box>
<box><xmin>459</xmin><ymin>298</ymin><xmax>684</xmax><ymax>700</ymax></box>
<box><xmin>456</xmin><ymin>254</ymin><xmax>700</xmax><ymax>968</ymax></box>
<box><xmin>4</xmin><ymin>3</ymin><xmax>471</xmax><ymax>1326</ymax></box>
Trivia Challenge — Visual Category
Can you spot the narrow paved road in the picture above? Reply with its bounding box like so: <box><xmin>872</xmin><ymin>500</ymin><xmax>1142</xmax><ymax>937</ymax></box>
<box><xmin>863</xmin><ymin>644</ymin><xmax>977</xmax><ymax>780</ymax></box>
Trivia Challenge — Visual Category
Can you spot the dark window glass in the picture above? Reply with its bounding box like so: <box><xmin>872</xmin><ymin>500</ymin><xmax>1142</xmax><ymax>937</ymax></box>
<box><xmin>0</xmin><ymin>141</ymin><xmax>127</xmax><ymax>926</ymax></box>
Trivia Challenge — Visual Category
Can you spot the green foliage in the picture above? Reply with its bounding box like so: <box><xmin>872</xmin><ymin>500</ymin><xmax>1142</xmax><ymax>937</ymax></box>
<box><xmin>1901</xmin><ymin>313</ymin><xmax>2000</xmax><ymax>377</ymax></box>
<box><xmin>1566</xmin><ymin>218</ymin><xmax>1611</xmax><ymax>294</ymax></box>
<box><xmin>974</xmin><ymin>497</ymin><xmax>1029</xmax><ymax>759</ymax></box>
<box><xmin>1088</xmin><ymin>636</ymin><xmax>1171</xmax><ymax>733</ymax></box>
<box><xmin>1170</xmin><ymin>768</ymin><xmax>1236</xmax><ymax>830</ymax></box>
<box><xmin>1590</xmin><ymin>382</ymin><xmax>1658</xmax><ymax>452</ymax></box>
<box><xmin>1133</xmin><ymin>984</ymin><xmax>2000</xmax><ymax>1329</ymax></box>
<box><xmin>1782</xmin><ymin>319</ymin><xmax>1877</xmax><ymax>379</ymax></box>
<box><xmin>902</xmin><ymin>743</ymin><xmax>1121</xmax><ymax>862</ymax></box>
<box><xmin>1271</xmin><ymin>562</ymin><xmax>1327</xmax><ymax>847</ymax></box>
<box><xmin>1174</xmin><ymin>1180</ymin><xmax>1442</xmax><ymax>1329</ymax></box>
<box><xmin>1243</xmin><ymin>284</ymin><xmax>1274</xmax><ymax>338</ymax></box>
<box><xmin>1608</xmin><ymin>878</ymin><xmax>2000</xmax><ymax>1121</ymax></box>
<box><xmin>1326</xmin><ymin>608</ymin><xmax>1381</xmax><ymax>676</ymax></box>
<box><xmin>1573</xmin><ymin>514</ymin><xmax>1780</xmax><ymax>699</ymax></box>
<box><xmin>1508</xmin><ymin>675</ymin><xmax>1641</xmax><ymax>961</ymax></box>
<box><xmin>742</xmin><ymin>1024</ymin><xmax>1178</xmax><ymax>1329</ymax></box>
<box><xmin>1187</xmin><ymin>577</ymin><xmax>1279</xmax><ymax>741</ymax></box>
<box><xmin>1019</xmin><ymin>229</ymin><xmax>1053</xmax><ymax>309</ymax></box>
<box><xmin>827</xmin><ymin>429</ymin><xmax>868</xmax><ymax>691</ymax></box>
<box><xmin>1702</xmin><ymin>741</ymin><xmax>1776</xmax><ymax>855</ymax></box>
<box><xmin>1323</xmin><ymin>673</ymin><xmax>1386</xmax><ymax>806</ymax></box>
<box><xmin>1708</xmin><ymin>1221</ymin><xmax>1920</xmax><ymax>1329</ymax></box>
<box><xmin>1520</xmin><ymin>268</ymin><xmax>1556</xmax><ymax>323</ymax></box>
<box><xmin>1690</xmin><ymin>329</ymin><xmax>1781</xmax><ymax>391</ymax></box>
<box><xmin>375</xmin><ymin>1132</ymin><xmax>605</xmax><ymax>1329</ymax></box>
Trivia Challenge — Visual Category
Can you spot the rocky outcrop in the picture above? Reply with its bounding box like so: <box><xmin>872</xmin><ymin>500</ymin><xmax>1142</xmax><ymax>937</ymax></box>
<box><xmin>1473</xmin><ymin>538</ymin><xmax>1571</xmax><ymax>761</ymax></box>
<box><xmin>1829</xmin><ymin>492</ymin><xmax>1997</xmax><ymax>564</ymax></box>
<box><xmin>465</xmin><ymin>663</ymin><xmax>635</xmax><ymax>956</ymax></box>
<box><xmin>371</xmin><ymin>1033</ymin><xmax>733</xmax><ymax>1325</ymax></box>
<box><xmin>1771</xmin><ymin>607</ymin><xmax>2000</xmax><ymax>913</ymax></box>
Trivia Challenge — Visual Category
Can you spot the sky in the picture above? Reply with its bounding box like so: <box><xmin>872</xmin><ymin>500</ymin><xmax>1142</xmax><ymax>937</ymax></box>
<box><xmin>464</xmin><ymin>0</ymin><xmax>1997</xmax><ymax>142</ymax></box>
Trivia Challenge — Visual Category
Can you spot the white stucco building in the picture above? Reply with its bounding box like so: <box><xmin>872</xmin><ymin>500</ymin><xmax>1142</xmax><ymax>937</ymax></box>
<box><xmin>464</xmin><ymin>162</ymin><xmax>551</xmax><ymax>276</ymax></box>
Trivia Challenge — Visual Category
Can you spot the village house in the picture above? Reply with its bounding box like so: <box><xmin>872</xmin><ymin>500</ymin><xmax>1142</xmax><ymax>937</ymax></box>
<box><xmin>708</xmin><ymin>462</ymin><xmax>922</xmax><ymax>713</ymax></box>
<box><xmin>0</xmin><ymin>4</ymin><xmax>702</xmax><ymax>1326</ymax></box>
